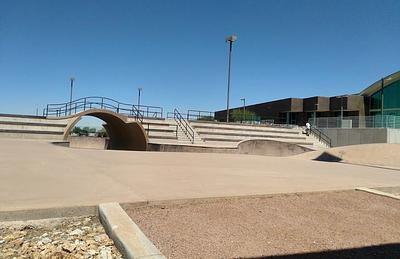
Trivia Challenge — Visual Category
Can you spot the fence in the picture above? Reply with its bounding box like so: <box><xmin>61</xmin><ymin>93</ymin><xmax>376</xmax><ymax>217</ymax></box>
<box><xmin>310</xmin><ymin>115</ymin><xmax>400</xmax><ymax>129</ymax></box>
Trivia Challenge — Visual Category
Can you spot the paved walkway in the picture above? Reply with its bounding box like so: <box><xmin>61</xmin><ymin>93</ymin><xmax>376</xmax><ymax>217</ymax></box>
<box><xmin>1</xmin><ymin>139</ymin><xmax>400</xmax><ymax>211</ymax></box>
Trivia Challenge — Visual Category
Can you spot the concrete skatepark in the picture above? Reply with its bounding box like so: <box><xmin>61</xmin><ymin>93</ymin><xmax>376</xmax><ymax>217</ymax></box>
<box><xmin>1</xmin><ymin>104</ymin><xmax>400</xmax><ymax>258</ymax></box>
<box><xmin>1</xmin><ymin>138</ymin><xmax>400</xmax><ymax>212</ymax></box>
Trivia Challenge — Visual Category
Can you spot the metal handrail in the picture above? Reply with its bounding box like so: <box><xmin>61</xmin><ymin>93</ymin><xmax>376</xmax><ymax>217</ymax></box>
<box><xmin>187</xmin><ymin>110</ymin><xmax>215</xmax><ymax>121</ymax></box>
<box><xmin>310</xmin><ymin>126</ymin><xmax>332</xmax><ymax>147</ymax></box>
<box><xmin>43</xmin><ymin>96</ymin><xmax>144</xmax><ymax>123</ymax></box>
<box><xmin>173</xmin><ymin>108</ymin><xmax>195</xmax><ymax>144</ymax></box>
<box><xmin>137</xmin><ymin>105</ymin><xmax>163</xmax><ymax>118</ymax></box>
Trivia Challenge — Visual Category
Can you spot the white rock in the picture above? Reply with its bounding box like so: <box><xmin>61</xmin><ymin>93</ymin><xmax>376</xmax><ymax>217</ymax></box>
<box><xmin>94</xmin><ymin>234</ymin><xmax>108</xmax><ymax>242</ymax></box>
<box><xmin>69</xmin><ymin>229</ymin><xmax>84</xmax><ymax>236</ymax></box>
<box><xmin>41</xmin><ymin>237</ymin><xmax>52</xmax><ymax>244</ymax></box>
<box><xmin>99</xmin><ymin>247</ymin><xmax>112</xmax><ymax>259</ymax></box>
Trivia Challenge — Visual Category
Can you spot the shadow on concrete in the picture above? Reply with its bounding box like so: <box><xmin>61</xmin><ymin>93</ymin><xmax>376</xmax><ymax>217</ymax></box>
<box><xmin>242</xmin><ymin>243</ymin><xmax>400</xmax><ymax>259</ymax></box>
<box><xmin>313</xmin><ymin>152</ymin><xmax>342</xmax><ymax>162</ymax></box>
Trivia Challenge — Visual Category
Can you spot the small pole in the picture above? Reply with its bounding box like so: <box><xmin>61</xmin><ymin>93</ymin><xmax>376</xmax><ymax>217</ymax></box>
<box><xmin>69</xmin><ymin>77</ymin><xmax>75</xmax><ymax>115</ymax></box>
<box><xmin>138</xmin><ymin>87</ymin><xmax>142</xmax><ymax>111</ymax></box>
<box><xmin>241</xmin><ymin>98</ymin><xmax>246</xmax><ymax>122</ymax></box>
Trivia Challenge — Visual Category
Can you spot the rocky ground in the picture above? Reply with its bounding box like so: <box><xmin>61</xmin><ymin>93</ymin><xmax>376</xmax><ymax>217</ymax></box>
<box><xmin>0</xmin><ymin>216</ymin><xmax>122</xmax><ymax>258</ymax></box>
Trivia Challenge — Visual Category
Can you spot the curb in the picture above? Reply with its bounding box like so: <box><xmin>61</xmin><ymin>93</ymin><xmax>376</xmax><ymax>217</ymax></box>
<box><xmin>98</xmin><ymin>202</ymin><xmax>166</xmax><ymax>259</ymax></box>
<box><xmin>356</xmin><ymin>187</ymin><xmax>400</xmax><ymax>200</ymax></box>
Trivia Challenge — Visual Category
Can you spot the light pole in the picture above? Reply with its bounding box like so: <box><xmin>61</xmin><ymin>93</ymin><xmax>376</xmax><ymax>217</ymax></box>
<box><xmin>240</xmin><ymin>98</ymin><xmax>246</xmax><ymax>122</ymax></box>
<box><xmin>225</xmin><ymin>35</ymin><xmax>237</xmax><ymax>123</ymax></box>
<box><xmin>137</xmin><ymin>87</ymin><xmax>142</xmax><ymax>110</ymax></box>
<box><xmin>69</xmin><ymin>77</ymin><xmax>75</xmax><ymax>115</ymax></box>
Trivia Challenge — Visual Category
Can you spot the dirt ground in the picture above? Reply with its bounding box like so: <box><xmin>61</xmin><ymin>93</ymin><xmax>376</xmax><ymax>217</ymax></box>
<box><xmin>126</xmin><ymin>190</ymin><xmax>400</xmax><ymax>259</ymax></box>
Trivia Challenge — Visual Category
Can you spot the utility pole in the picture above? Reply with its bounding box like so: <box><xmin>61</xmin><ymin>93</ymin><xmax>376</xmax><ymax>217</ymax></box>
<box><xmin>225</xmin><ymin>35</ymin><xmax>237</xmax><ymax>123</ymax></box>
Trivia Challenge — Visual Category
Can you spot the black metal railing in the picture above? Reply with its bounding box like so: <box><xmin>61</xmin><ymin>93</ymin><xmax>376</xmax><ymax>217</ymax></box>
<box><xmin>310</xmin><ymin>126</ymin><xmax>332</xmax><ymax>147</ymax></box>
<box><xmin>186</xmin><ymin>110</ymin><xmax>215</xmax><ymax>121</ymax></box>
<box><xmin>43</xmin><ymin>96</ymin><xmax>144</xmax><ymax>123</ymax></box>
<box><xmin>173</xmin><ymin>108</ymin><xmax>195</xmax><ymax>143</ymax></box>
<box><xmin>137</xmin><ymin>105</ymin><xmax>163</xmax><ymax>118</ymax></box>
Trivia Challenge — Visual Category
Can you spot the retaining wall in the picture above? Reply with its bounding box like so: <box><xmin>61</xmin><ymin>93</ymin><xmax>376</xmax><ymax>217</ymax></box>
<box><xmin>319</xmin><ymin>128</ymin><xmax>400</xmax><ymax>147</ymax></box>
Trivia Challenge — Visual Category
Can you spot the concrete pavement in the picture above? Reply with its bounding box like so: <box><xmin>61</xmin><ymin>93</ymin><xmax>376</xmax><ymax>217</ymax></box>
<box><xmin>1</xmin><ymin>138</ymin><xmax>400</xmax><ymax>211</ymax></box>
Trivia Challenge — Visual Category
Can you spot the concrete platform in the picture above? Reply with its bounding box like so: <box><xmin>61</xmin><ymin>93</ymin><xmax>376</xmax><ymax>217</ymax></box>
<box><xmin>1</xmin><ymin>138</ymin><xmax>400</xmax><ymax>212</ymax></box>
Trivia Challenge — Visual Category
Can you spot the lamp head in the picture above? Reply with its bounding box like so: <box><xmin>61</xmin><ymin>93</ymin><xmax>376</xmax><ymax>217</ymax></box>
<box><xmin>225</xmin><ymin>35</ymin><xmax>237</xmax><ymax>42</ymax></box>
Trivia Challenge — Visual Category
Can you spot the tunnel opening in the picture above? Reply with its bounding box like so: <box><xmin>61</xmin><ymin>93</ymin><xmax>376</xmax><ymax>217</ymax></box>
<box><xmin>64</xmin><ymin>110</ymin><xmax>147</xmax><ymax>151</ymax></box>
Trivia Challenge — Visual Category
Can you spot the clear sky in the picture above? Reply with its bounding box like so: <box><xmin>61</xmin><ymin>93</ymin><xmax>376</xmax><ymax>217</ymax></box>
<box><xmin>1</xmin><ymin>0</ymin><xmax>399</xmax><ymax>115</ymax></box>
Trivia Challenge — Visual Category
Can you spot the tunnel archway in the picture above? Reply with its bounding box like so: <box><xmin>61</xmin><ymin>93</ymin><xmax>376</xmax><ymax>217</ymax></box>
<box><xmin>64</xmin><ymin>109</ymin><xmax>148</xmax><ymax>151</ymax></box>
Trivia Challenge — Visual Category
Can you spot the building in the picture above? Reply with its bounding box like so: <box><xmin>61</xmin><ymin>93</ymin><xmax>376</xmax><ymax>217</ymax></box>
<box><xmin>215</xmin><ymin>70</ymin><xmax>400</xmax><ymax>126</ymax></box>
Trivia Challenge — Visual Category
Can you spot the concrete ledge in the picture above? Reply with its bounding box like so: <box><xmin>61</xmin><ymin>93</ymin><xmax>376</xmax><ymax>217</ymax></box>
<box><xmin>98</xmin><ymin>202</ymin><xmax>166</xmax><ymax>259</ymax></box>
<box><xmin>356</xmin><ymin>187</ymin><xmax>400</xmax><ymax>200</ymax></box>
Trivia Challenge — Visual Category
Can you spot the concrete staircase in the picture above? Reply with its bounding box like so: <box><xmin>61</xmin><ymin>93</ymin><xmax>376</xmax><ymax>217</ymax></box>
<box><xmin>141</xmin><ymin>118</ymin><xmax>204</xmax><ymax>145</ymax></box>
<box><xmin>141</xmin><ymin>118</ymin><xmax>178</xmax><ymax>144</ymax></box>
<box><xmin>142</xmin><ymin>118</ymin><xmax>329</xmax><ymax>150</ymax></box>
<box><xmin>0</xmin><ymin>114</ymin><xmax>68</xmax><ymax>140</ymax></box>
<box><xmin>189</xmin><ymin>120</ymin><xmax>328</xmax><ymax>149</ymax></box>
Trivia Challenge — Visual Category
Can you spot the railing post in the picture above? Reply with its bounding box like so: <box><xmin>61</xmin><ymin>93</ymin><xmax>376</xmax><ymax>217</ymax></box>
<box><xmin>83</xmin><ymin>98</ymin><xmax>86</xmax><ymax>111</ymax></box>
<box><xmin>101</xmin><ymin>98</ymin><xmax>104</xmax><ymax>109</ymax></box>
<box><xmin>117</xmin><ymin>103</ymin><xmax>120</xmax><ymax>113</ymax></box>
<box><xmin>65</xmin><ymin>104</ymin><xmax>68</xmax><ymax>116</ymax></box>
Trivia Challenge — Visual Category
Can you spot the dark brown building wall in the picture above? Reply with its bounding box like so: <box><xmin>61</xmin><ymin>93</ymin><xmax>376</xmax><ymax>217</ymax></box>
<box><xmin>303</xmin><ymin>97</ymin><xmax>330</xmax><ymax>111</ymax></box>
<box><xmin>330</xmin><ymin>96</ymin><xmax>348</xmax><ymax>111</ymax></box>
<box><xmin>215</xmin><ymin>98</ymin><xmax>303</xmax><ymax>122</ymax></box>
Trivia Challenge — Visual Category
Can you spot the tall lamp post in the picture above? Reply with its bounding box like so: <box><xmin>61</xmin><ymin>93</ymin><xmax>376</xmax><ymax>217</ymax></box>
<box><xmin>69</xmin><ymin>77</ymin><xmax>75</xmax><ymax>115</ymax></box>
<box><xmin>225</xmin><ymin>35</ymin><xmax>237</xmax><ymax>123</ymax></box>
<box><xmin>137</xmin><ymin>87</ymin><xmax>143</xmax><ymax>110</ymax></box>
<box><xmin>240</xmin><ymin>98</ymin><xmax>246</xmax><ymax>122</ymax></box>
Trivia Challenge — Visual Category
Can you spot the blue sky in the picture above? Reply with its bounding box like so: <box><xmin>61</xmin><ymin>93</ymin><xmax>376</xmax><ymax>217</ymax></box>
<box><xmin>1</xmin><ymin>0</ymin><xmax>399</xmax><ymax>116</ymax></box>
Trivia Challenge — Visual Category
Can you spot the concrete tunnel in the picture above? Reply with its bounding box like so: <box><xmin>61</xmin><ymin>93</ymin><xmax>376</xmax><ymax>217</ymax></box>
<box><xmin>63</xmin><ymin>109</ymin><xmax>148</xmax><ymax>151</ymax></box>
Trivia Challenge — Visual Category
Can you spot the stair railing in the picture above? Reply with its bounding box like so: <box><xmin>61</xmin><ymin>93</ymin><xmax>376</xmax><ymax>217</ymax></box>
<box><xmin>173</xmin><ymin>108</ymin><xmax>195</xmax><ymax>144</ymax></box>
<box><xmin>310</xmin><ymin>126</ymin><xmax>332</xmax><ymax>147</ymax></box>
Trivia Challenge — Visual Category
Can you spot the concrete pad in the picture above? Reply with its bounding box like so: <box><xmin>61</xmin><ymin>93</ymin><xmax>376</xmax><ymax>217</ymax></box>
<box><xmin>1</xmin><ymin>138</ymin><xmax>400</xmax><ymax>211</ymax></box>
<box><xmin>99</xmin><ymin>202</ymin><xmax>165</xmax><ymax>259</ymax></box>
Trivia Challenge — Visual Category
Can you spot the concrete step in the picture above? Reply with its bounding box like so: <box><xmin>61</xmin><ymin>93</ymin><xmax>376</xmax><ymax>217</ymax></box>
<box><xmin>0</xmin><ymin>130</ymin><xmax>64</xmax><ymax>140</ymax></box>
<box><xmin>0</xmin><ymin>124</ymin><xmax>65</xmax><ymax>132</ymax></box>
<box><xmin>145</xmin><ymin>126</ymin><xmax>176</xmax><ymax>133</ymax></box>
<box><xmin>0</xmin><ymin>115</ymin><xmax>69</xmax><ymax>125</ymax></box>
<box><xmin>148</xmin><ymin>132</ymin><xmax>177</xmax><ymax>139</ymax></box>
<box><xmin>200</xmin><ymin>133</ymin><xmax>306</xmax><ymax>141</ymax></box>
<box><xmin>190</xmin><ymin>121</ymin><xmax>299</xmax><ymax>133</ymax></box>
<box><xmin>196</xmin><ymin>130</ymin><xmax>304</xmax><ymax>140</ymax></box>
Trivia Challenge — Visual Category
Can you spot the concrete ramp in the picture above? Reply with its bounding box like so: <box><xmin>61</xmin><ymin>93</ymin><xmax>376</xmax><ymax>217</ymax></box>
<box><xmin>295</xmin><ymin>143</ymin><xmax>400</xmax><ymax>169</ymax></box>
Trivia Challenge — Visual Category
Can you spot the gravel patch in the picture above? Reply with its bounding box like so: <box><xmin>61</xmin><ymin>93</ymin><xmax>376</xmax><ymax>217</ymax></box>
<box><xmin>125</xmin><ymin>190</ymin><xmax>400</xmax><ymax>258</ymax></box>
<box><xmin>0</xmin><ymin>216</ymin><xmax>122</xmax><ymax>258</ymax></box>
